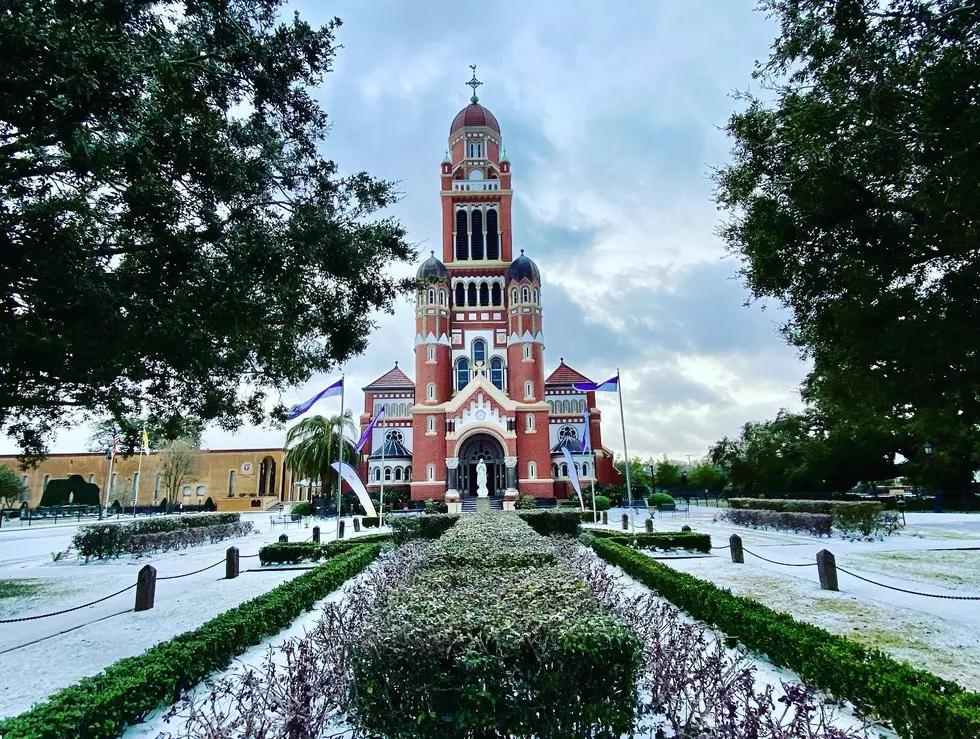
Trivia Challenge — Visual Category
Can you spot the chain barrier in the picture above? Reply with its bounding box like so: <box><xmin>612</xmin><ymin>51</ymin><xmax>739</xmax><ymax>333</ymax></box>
<box><xmin>836</xmin><ymin>566</ymin><xmax>980</xmax><ymax>601</ymax></box>
<box><xmin>158</xmin><ymin>559</ymin><xmax>226</xmax><ymax>581</ymax></box>
<box><xmin>742</xmin><ymin>547</ymin><xmax>818</xmax><ymax>567</ymax></box>
<box><xmin>0</xmin><ymin>583</ymin><xmax>137</xmax><ymax>624</ymax></box>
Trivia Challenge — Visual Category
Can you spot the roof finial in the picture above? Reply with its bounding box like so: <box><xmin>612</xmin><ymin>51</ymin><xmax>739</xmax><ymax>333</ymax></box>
<box><xmin>430</xmin><ymin>249</ymin><xmax>435</xmax><ymax>256</ymax></box>
<box><xmin>394</xmin><ymin>360</ymin><xmax>398</xmax><ymax>367</ymax></box>
<box><xmin>466</xmin><ymin>64</ymin><xmax>482</xmax><ymax>103</ymax></box>
<box><xmin>560</xmin><ymin>357</ymin><xmax>564</xmax><ymax>364</ymax></box>
<box><xmin>520</xmin><ymin>248</ymin><xmax>525</xmax><ymax>255</ymax></box>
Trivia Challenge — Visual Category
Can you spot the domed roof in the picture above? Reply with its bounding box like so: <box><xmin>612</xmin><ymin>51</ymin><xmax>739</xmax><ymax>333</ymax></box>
<box><xmin>507</xmin><ymin>250</ymin><xmax>540</xmax><ymax>282</ymax></box>
<box><xmin>450</xmin><ymin>102</ymin><xmax>500</xmax><ymax>134</ymax></box>
<box><xmin>417</xmin><ymin>251</ymin><xmax>448</xmax><ymax>280</ymax></box>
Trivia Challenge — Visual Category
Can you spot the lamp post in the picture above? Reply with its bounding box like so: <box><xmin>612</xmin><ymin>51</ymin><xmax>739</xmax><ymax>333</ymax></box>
<box><xmin>924</xmin><ymin>441</ymin><xmax>942</xmax><ymax>513</ymax></box>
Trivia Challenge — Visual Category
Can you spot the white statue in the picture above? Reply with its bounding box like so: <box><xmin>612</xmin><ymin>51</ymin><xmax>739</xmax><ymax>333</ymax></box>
<box><xmin>476</xmin><ymin>458</ymin><xmax>489</xmax><ymax>497</ymax></box>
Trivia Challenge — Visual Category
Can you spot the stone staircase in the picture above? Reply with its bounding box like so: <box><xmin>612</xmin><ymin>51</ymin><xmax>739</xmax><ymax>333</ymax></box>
<box><xmin>461</xmin><ymin>496</ymin><xmax>504</xmax><ymax>513</ymax></box>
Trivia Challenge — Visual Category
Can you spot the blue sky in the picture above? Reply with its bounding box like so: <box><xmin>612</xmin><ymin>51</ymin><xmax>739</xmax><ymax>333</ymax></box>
<box><xmin>3</xmin><ymin>0</ymin><xmax>810</xmax><ymax>461</ymax></box>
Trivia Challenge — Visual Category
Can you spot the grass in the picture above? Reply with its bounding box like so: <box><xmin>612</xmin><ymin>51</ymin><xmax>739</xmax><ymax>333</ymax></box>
<box><xmin>0</xmin><ymin>579</ymin><xmax>47</xmax><ymax>600</ymax></box>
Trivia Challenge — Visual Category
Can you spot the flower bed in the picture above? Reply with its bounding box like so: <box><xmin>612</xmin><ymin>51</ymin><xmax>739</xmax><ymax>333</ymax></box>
<box><xmin>347</xmin><ymin>513</ymin><xmax>641</xmax><ymax>738</ymax></box>
<box><xmin>0</xmin><ymin>543</ymin><xmax>382</xmax><ymax>739</ymax></box>
<box><xmin>71</xmin><ymin>513</ymin><xmax>244</xmax><ymax>560</ymax></box>
<box><xmin>515</xmin><ymin>507</ymin><xmax>581</xmax><ymax>536</ymax></box>
<box><xmin>586</xmin><ymin>530</ymin><xmax>711</xmax><ymax>553</ymax></box>
<box><xmin>721</xmin><ymin>508</ymin><xmax>834</xmax><ymax>537</ymax></box>
<box><xmin>588</xmin><ymin>536</ymin><xmax>980</xmax><ymax>739</ymax></box>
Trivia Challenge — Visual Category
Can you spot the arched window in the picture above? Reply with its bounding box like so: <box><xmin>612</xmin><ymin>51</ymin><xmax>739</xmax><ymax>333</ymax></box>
<box><xmin>562</xmin><ymin>399</ymin><xmax>570</xmax><ymax>413</ymax></box>
<box><xmin>559</xmin><ymin>463</ymin><xmax>568</xmax><ymax>477</ymax></box>
<box><xmin>472</xmin><ymin>339</ymin><xmax>487</xmax><ymax>364</ymax></box>
<box><xmin>470</xmin><ymin>209</ymin><xmax>484</xmax><ymax>260</ymax></box>
<box><xmin>439</xmin><ymin>290</ymin><xmax>446</xmax><ymax>306</ymax></box>
<box><xmin>582</xmin><ymin>462</ymin><xmax>590</xmax><ymax>477</ymax></box>
<box><xmin>491</xmin><ymin>283</ymin><xmax>502</xmax><ymax>305</ymax></box>
<box><xmin>522</xmin><ymin>287</ymin><xmax>530</xmax><ymax>302</ymax></box>
<box><xmin>427</xmin><ymin>464</ymin><xmax>436</xmax><ymax>482</ymax></box>
<box><xmin>182</xmin><ymin>485</ymin><xmax>192</xmax><ymax>497</ymax></box>
<box><xmin>574</xmin><ymin>463</ymin><xmax>581</xmax><ymax>476</ymax></box>
<box><xmin>455</xmin><ymin>283</ymin><xmax>465</xmax><ymax>306</ymax></box>
<box><xmin>455</xmin><ymin>209</ymin><xmax>469</xmax><ymax>260</ymax></box>
<box><xmin>532</xmin><ymin>289</ymin><xmax>538</xmax><ymax>303</ymax></box>
<box><xmin>528</xmin><ymin>461</ymin><xmax>537</xmax><ymax>479</ymax></box>
<box><xmin>490</xmin><ymin>357</ymin><xmax>504</xmax><ymax>390</ymax></box>
<box><xmin>548</xmin><ymin>400</ymin><xmax>555</xmax><ymax>412</ymax></box>
<box><xmin>427</xmin><ymin>288</ymin><xmax>435</xmax><ymax>304</ymax></box>
<box><xmin>467</xmin><ymin>282</ymin><xmax>477</xmax><ymax>306</ymax></box>
<box><xmin>486</xmin><ymin>209</ymin><xmax>499</xmax><ymax>260</ymax></box>
<box><xmin>427</xmin><ymin>383</ymin><xmax>435</xmax><ymax>400</ymax></box>
<box><xmin>405</xmin><ymin>466</ymin><xmax>412</xmax><ymax>482</ymax></box>
<box><xmin>427</xmin><ymin>345</ymin><xmax>435</xmax><ymax>362</ymax></box>
<box><xmin>552</xmin><ymin>463</ymin><xmax>559</xmax><ymax>478</ymax></box>
<box><xmin>373</xmin><ymin>468</ymin><xmax>381</xmax><ymax>482</ymax></box>
<box><xmin>456</xmin><ymin>358</ymin><xmax>470</xmax><ymax>391</ymax></box>
<box><xmin>511</xmin><ymin>288</ymin><xmax>518</xmax><ymax>304</ymax></box>
<box><xmin>525</xmin><ymin>380</ymin><xmax>533</xmax><ymax>398</ymax></box>
<box><xmin>526</xmin><ymin>415</ymin><xmax>535</xmax><ymax>431</ymax></box>
<box><xmin>523</xmin><ymin>344</ymin><xmax>532</xmax><ymax>360</ymax></box>
<box><xmin>427</xmin><ymin>415</ymin><xmax>436</xmax><ymax>432</ymax></box>
<box><xmin>196</xmin><ymin>485</ymin><xmax>205</xmax><ymax>497</ymax></box>
<box><xmin>479</xmin><ymin>283</ymin><xmax>490</xmax><ymax>306</ymax></box>
<box><xmin>395</xmin><ymin>467</ymin><xmax>402</xmax><ymax>481</ymax></box>
<box><xmin>384</xmin><ymin>467</ymin><xmax>392</xmax><ymax>482</ymax></box>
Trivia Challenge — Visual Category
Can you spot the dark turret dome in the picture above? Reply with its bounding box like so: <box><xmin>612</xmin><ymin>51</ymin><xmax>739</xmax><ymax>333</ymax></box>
<box><xmin>417</xmin><ymin>251</ymin><xmax>448</xmax><ymax>280</ymax></box>
<box><xmin>507</xmin><ymin>250</ymin><xmax>540</xmax><ymax>282</ymax></box>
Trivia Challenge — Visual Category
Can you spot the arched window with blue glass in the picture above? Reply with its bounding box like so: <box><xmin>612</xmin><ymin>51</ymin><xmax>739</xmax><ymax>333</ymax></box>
<box><xmin>456</xmin><ymin>357</ymin><xmax>470</xmax><ymax>391</ymax></box>
<box><xmin>472</xmin><ymin>339</ymin><xmax>487</xmax><ymax>365</ymax></box>
<box><xmin>490</xmin><ymin>357</ymin><xmax>504</xmax><ymax>390</ymax></box>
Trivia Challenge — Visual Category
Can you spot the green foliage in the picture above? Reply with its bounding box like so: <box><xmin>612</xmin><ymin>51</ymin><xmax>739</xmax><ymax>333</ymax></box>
<box><xmin>71</xmin><ymin>513</ymin><xmax>241</xmax><ymax>560</ymax></box>
<box><xmin>613</xmin><ymin>457</ymin><xmax>653</xmax><ymax>489</ymax></box>
<box><xmin>593</xmin><ymin>494</ymin><xmax>612</xmax><ymax>511</ymax></box>
<box><xmin>646</xmin><ymin>492</ymin><xmax>675</xmax><ymax>507</ymax></box>
<box><xmin>38</xmin><ymin>475</ymin><xmax>101</xmax><ymax>507</ymax></box>
<box><xmin>515</xmin><ymin>509</ymin><xmax>582</xmax><ymax>537</ymax></box>
<box><xmin>87</xmin><ymin>416</ymin><xmax>203</xmax><ymax>456</ymax></box>
<box><xmin>0</xmin><ymin>1</ymin><xmax>414</xmax><ymax>462</ymax></box>
<box><xmin>361</xmin><ymin>516</ymin><xmax>379</xmax><ymax>528</ymax></box>
<box><xmin>714</xmin><ymin>1</ymin><xmax>980</xmax><ymax>489</ymax></box>
<box><xmin>0</xmin><ymin>544</ymin><xmax>380</xmax><ymax>739</ymax></box>
<box><xmin>422</xmin><ymin>497</ymin><xmax>448</xmax><ymax>514</ymax></box>
<box><xmin>389</xmin><ymin>513</ymin><xmax>459</xmax><ymax>545</ymax></box>
<box><xmin>654</xmin><ymin>457</ymin><xmax>681</xmax><ymax>488</ymax></box>
<box><xmin>687</xmin><ymin>460</ymin><xmax>728</xmax><ymax>492</ymax></box>
<box><xmin>589</xmin><ymin>537</ymin><xmax>980</xmax><ymax>739</ymax></box>
<box><xmin>514</xmin><ymin>493</ymin><xmax>537</xmax><ymax>509</ymax></box>
<box><xmin>0</xmin><ymin>579</ymin><xmax>46</xmax><ymax>600</ymax></box>
<box><xmin>0</xmin><ymin>465</ymin><xmax>27</xmax><ymax>507</ymax></box>
<box><xmin>728</xmin><ymin>498</ymin><xmax>887</xmax><ymax>537</ymax></box>
<box><xmin>587</xmin><ymin>530</ymin><xmax>711</xmax><ymax>553</ymax></box>
<box><xmin>257</xmin><ymin>535</ymin><xmax>391</xmax><ymax>565</ymax></box>
<box><xmin>348</xmin><ymin>514</ymin><xmax>640</xmax><ymax>738</ymax></box>
<box><xmin>202</xmin><ymin>497</ymin><xmax>215</xmax><ymax>512</ymax></box>
<box><xmin>290</xmin><ymin>502</ymin><xmax>313</xmax><ymax>517</ymax></box>
<box><xmin>284</xmin><ymin>414</ymin><xmax>358</xmax><ymax>502</ymax></box>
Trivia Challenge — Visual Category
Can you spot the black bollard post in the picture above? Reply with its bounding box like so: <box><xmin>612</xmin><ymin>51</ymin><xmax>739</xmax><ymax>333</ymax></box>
<box><xmin>338</xmin><ymin>520</ymin><xmax>346</xmax><ymax>539</ymax></box>
<box><xmin>312</xmin><ymin>526</ymin><xmax>321</xmax><ymax>543</ymax></box>
<box><xmin>135</xmin><ymin>565</ymin><xmax>157</xmax><ymax>612</ymax></box>
<box><xmin>729</xmin><ymin>534</ymin><xmax>744</xmax><ymax>564</ymax></box>
<box><xmin>278</xmin><ymin>533</ymin><xmax>288</xmax><ymax>543</ymax></box>
<box><xmin>816</xmin><ymin>549</ymin><xmax>839</xmax><ymax>591</ymax></box>
<box><xmin>225</xmin><ymin>547</ymin><xmax>240</xmax><ymax>579</ymax></box>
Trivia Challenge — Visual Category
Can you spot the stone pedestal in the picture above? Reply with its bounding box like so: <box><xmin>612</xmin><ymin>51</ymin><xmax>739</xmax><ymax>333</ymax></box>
<box><xmin>446</xmin><ymin>458</ymin><xmax>458</xmax><ymax>494</ymax></box>
<box><xmin>503</xmin><ymin>490</ymin><xmax>519</xmax><ymax>512</ymax></box>
<box><xmin>445</xmin><ymin>491</ymin><xmax>461</xmax><ymax>514</ymax></box>
<box><xmin>476</xmin><ymin>497</ymin><xmax>490</xmax><ymax>514</ymax></box>
<box><xmin>504</xmin><ymin>456</ymin><xmax>518</xmax><ymax>502</ymax></box>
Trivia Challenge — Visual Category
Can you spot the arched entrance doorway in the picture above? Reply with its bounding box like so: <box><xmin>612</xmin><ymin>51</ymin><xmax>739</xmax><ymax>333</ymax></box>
<box><xmin>458</xmin><ymin>433</ymin><xmax>506</xmax><ymax>497</ymax></box>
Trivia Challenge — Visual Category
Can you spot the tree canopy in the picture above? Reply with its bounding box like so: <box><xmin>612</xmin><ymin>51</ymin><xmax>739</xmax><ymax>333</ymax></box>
<box><xmin>0</xmin><ymin>465</ymin><xmax>27</xmax><ymax>509</ymax></box>
<box><xmin>714</xmin><ymin>0</ymin><xmax>980</xmax><ymax>485</ymax></box>
<box><xmin>86</xmin><ymin>415</ymin><xmax>204</xmax><ymax>456</ymax></box>
<box><xmin>1</xmin><ymin>1</ymin><xmax>414</xmax><ymax>463</ymax></box>
<box><xmin>284</xmin><ymin>412</ymin><xmax>358</xmax><ymax>501</ymax></box>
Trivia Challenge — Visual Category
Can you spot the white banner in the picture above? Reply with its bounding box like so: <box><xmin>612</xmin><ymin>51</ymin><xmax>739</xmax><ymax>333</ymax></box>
<box><xmin>561</xmin><ymin>447</ymin><xmax>586</xmax><ymax>511</ymax></box>
<box><xmin>330</xmin><ymin>461</ymin><xmax>378</xmax><ymax>518</ymax></box>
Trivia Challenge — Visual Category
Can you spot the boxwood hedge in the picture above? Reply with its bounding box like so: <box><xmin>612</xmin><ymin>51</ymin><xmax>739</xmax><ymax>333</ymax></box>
<box><xmin>515</xmin><ymin>508</ymin><xmax>581</xmax><ymax>536</ymax></box>
<box><xmin>0</xmin><ymin>543</ymin><xmax>381</xmax><ymax>739</ymax></box>
<box><xmin>258</xmin><ymin>533</ymin><xmax>392</xmax><ymax>565</ymax></box>
<box><xmin>728</xmin><ymin>498</ymin><xmax>886</xmax><ymax>537</ymax></box>
<box><xmin>589</xmin><ymin>537</ymin><xmax>980</xmax><ymax>739</ymax></box>
<box><xmin>586</xmin><ymin>529</ymin><xmax>711</xmax><ymax>553</ymax></box>
<box><xmin>389</xmin><ymin>512</ymin><xmax>458</xmax><ymax>544</ymax></box>
<box><xmin>71</xmin><ymin>513</ymin><xmax>244</xmax><ymax>560</ymax></box>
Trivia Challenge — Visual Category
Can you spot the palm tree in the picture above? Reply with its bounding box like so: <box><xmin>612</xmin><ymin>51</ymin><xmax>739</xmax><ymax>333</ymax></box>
<box><xmin>284</xmin><ymin>411</ymin><xmax>358</xmax><ymax>503</ymax></box>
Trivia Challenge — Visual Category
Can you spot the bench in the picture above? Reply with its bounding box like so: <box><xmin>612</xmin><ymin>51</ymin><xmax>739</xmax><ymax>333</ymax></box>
<box><xmin>269</xmin><ymin>514</ymin><xmax>302</xmax><ymax>527</ymax></box>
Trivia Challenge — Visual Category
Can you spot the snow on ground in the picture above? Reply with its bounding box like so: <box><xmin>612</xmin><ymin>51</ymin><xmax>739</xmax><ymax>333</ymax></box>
<box><xmin>0</xmin><ymin>512</ymin><xmax>387</xmax><ymax>720</ymax></box>
<box><xmin>595</xmin><ymin>504</ymin><xmax>980</xmax><ymax>692</ymax></box>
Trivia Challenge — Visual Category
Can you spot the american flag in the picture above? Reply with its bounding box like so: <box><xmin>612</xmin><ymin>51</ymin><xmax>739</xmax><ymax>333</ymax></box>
<box><xmin>105</xmin><ymin>427</ymin><xmax>122</xmax><ymax>460</ymax></box>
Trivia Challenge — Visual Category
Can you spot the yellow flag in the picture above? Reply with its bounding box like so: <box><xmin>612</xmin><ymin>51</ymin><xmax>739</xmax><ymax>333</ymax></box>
<box><xmin>141</xmin><ymin>428</ymin><xmax>150</xmax><ymax>455</ymax></box>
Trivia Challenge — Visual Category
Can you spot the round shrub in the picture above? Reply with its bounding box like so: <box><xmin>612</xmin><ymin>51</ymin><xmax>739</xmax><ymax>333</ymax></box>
<box><xmin>291</xmin><ymin>502</ymin><xmax>312</xmax><ymax>517</ymax></box>
<box><xmin>515</xmin><ymin>494</ymin><xmax>536</xmax><ymax>510</ymax></box>
<box><xmin>593</xmin><ymin>495</ymin><xmax>612</xmax><ymax>511</ymax></box>
<box><xmin>647</xmin><ymin>493</ymin><xmax>675</xmax><ymax>507</ymax></box>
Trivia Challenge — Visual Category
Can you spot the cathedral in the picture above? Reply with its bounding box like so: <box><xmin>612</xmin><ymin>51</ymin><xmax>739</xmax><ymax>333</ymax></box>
<box><xmin>357</xmin><ymin>72</ymin><xmax>621</xmax><ymax>505</ymax></box>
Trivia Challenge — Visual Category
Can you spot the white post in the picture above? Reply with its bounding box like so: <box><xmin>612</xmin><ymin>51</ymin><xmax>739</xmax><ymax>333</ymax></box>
<box><xmin>379</xmin><ymin>410</ymin><xmax>386</xmax><ymax>525</ymax></box>
<box><xmin>616</xmin><ymin>368</ymin><xmax>635</xmax><ymax>532</ymax></box>
<box><xmin>335</xmin><ymin>375</ymin><xmax>346</xmax><ymax>541</ymax></box>
<box><xmin>133</xmin><ymin>449</ymin><xmax>144</xmax><ymax>517</ymax></box>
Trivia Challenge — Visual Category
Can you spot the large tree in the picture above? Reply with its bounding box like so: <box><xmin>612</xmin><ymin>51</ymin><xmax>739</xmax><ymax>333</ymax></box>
<box><xmin>714</xmin><ymin>0</ymin><xmax>980</xmax><ymax>486</ymax></box>
<box><xmin>284</xmin><ymin>412</ymin><xmax>358</xmax><ymax>502</ymax></box>
<box><xmin>0</xmin><ymin>465</ymin><xmax>27</xmax><ymax>513</ymax></box>
<box><xmin>1</xmin><ymin>1</ymin><xmax>414</xmax><ymax>463</ymax></box>
<box><xmin>159</xmin><ymin>438</ymin><xmax>202</xmax><ymax>510</ymax></box>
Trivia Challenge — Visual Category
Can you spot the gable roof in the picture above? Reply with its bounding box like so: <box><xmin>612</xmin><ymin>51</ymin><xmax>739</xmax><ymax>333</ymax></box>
<box><xmin>368</xmin><ymin>438</ymin><xmax>412</xmax><ymax>459</ymax></box>
<box><xmin>363</xmin><ymin>363</ymin><xmax>415</xmax><ymax>391</ymax></box>
<box><xmin>545</xmin><ymin>360</ymin><xmax>592</xmax><ymax>386</ymax></box>
<box><xmin>444</xmin><ymin>372</ymin><xmax>517</xmax><ymax>414</ymax></box>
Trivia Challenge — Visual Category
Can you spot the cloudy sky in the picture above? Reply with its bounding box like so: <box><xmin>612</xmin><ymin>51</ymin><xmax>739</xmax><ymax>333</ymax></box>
<box><xmin>2</xmin><ymin>0</ymin><xmax>810</xmax><ymax>461</ymax></box>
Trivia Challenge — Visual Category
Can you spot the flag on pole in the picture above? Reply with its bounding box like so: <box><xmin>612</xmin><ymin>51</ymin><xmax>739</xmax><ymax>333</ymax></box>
<box><xmin>561</xmin><ymin>447</ymin><xmax>585</xmax><ymax>510</ymax></box>
<box><xmin>354</xmin><ymin>406</ymin><xmax>385</xmax><ymax>454</ymax></box>
<box><xmin>573</xmin><ymin>376</ymin><xmax>618</xmax><ymax>393</ymax></box>
<box><xmin>105</xmin><ymin>427</ymin><xmax>122</xmax><ymax>460</ymax></box>
<box><xmin>141</xmin><ymin>428</ymin><xmax>150</xmax><ymax>455</ymax></box>
<box><xmin>581</xmin><ymin>409</ymin><xmax>591</xmax><ymax>453</ymax></box>
<box><xmin>285</xmin><ymin>378</ymin><xmax>344</xmax><ymax>420</ymax></box>
<box><xmin>330</xmin><ymin>460</ymin><xmax>378</xmax><ymax>518</ymax></box>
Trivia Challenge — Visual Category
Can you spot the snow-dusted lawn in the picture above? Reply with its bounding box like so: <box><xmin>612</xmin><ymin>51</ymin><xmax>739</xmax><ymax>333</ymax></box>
<box><xmin>0</xmin><ymin>513</ymin><xmax>386</xmax><ymax>720</ymax></box>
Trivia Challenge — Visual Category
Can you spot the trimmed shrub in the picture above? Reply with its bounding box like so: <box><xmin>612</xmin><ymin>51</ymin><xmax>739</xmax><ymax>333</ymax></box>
<box><xmin>202</xmin><ymin>496</ymin><xmax>216</xmax><ymax>512</ymax></box>
<box><xmin>646</xmin><ymin>492</ymin><xmax>675</xmax><ymax>507</ymax></box>
<box><xmin>389</xmin><ymin>513</ymin><xmax>459</xmax><ymax>544</ymax></box>
<box><xmin>258</xmin><ymin>534</ymin><xmax>393</xmax><ymax>565</ymax></box>
<box><xmin>721</xmin><ymin>508</ymin><xmax>833</xmax><ymax>537</ymax></box>
<box><xmin>587</xmin><ymin>529</ymin><xmax>711</xmax><ymax>553</ymax></box>
<box><xmin>38</xmin><ymin>475</ymin><xmax>101</xmax><ymax>507</ymax></box>
<box><xmin>516</xmin><ymin>508</ymin><xmax>581</xmax><ymax>537</ymax></box>
<box><xmin>361</xmin><ymin>516</ymin><xmax>379</xmax><ymax>528</ymax></box>
<box><xmin>515</xmin><ymin>493</ymin><xmax>537</xmax><ymax>509</ymax></box>
<box><xmin>72</xmin><ymin>513</ymin><xmax>243</xmax><ymax>560</ymax></box>
<box><xmin>588</xmin><ymin>537</ymin><xmax>980</xmax><ymax>739</ymax></box>
<box><xmin>593</xmin><ymin>494</ymin><xmax>612</xmax><ymax>511</ymax></box>
<box><xmin>422</xmin><ymin>498</ymin><xmax>448</xmax><ymax>514</ymax></box>
<box><xmin>580</xmin><ymin>510</ymin><xmax>602</xmax><ymax>524</ymax></box>
<box><xmin>290</xmin><ymin>502</ymin><xmax>312</xmax><ymax>517</ymax></box>
<box><xmin>428</xmin><ymin>513</ymin><xmax>556</xmax><ymax>568</ymax></box>
<box><xmin>728</xmin><ymin>498</ymin><xmax>887</xmax><ymax>537</ymax></box>
<box><xmin>130</xmin><ymin>521</ymin><xmax>253</xmax><ymax>556</ymax></box>
<box><xmin>0</xmin><ymin>544</ymin><xmax>381</xmax><ymax>739</ymax></box>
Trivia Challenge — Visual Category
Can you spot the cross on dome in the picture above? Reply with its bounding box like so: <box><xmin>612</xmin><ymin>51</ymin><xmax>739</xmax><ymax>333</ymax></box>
<box><xmin>466</xmin><ymin>64</ymin><xmax>482</xmax><ymax>103</ymax></box>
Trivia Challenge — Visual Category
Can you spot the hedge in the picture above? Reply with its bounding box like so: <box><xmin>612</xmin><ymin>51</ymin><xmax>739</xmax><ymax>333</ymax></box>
<box><xmin>0</xmin><ymin>544</ymin><xmax>382</xmax><ymax>739</ymax></box>
<box><xmin>589</xmin><ymin>537</ymin><xmax>980</xmax><ymax>739</ymax></box>
<box><xmin>130</xmin><ymin>521</ymin><xmax>253</xmax><ymax>556</ymax></box>
<box><xmin>348</xmin><ymin>514</ymin><xmax>640</xmax><ymax>738</ymax></box>
<box><xmin>390</xmin><ymin>512</ymin><xmax>458</xmax><ymax>544</ymax></box>
<box><xmin>72</xmin><ymin>513</ymin><xmax>243</xmax><ymax>560</ymax></box>
<box><xmin>515</xmin><ymin>508</ymin><xmax>582</xmax><ymax>536</ymax></box>
<box><xmin>361</xmin><ymin>516</ymin><xmax>379</xmax><ymax>528</ymax></box>
<box><xmin>586</xmin><ymin>530</ymin><xmax>711</xmax><ymax>553</ymax></box>
<box><xmin>728</xmin><ymin>498</ymin><xmax>884</xmax><ymax>537</ymax></box>
<box><xmin>258</xmin><ymin>533</ymin><xmax>392</xmax><ymax>565</ymax></box>
<box><xmin>722</xmin><ymin>508</ymin><xmax>833</xmax><ymax>537</ymax></box>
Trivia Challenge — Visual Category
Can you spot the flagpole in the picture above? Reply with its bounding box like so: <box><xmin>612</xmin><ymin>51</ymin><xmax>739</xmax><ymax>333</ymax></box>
<box><xmin>379</xmin><ymin>410</ymin><xmax>386</xmax><ymax>525</ymax></box>
<box><xmin>335</xmin><ymin>374</ymin><xmax>346</xmax><ymax>541</ymax></box>
<box><xmin>615</xmin><ymin>368</ymin><xmax>635</xmax><ymax>532</ymax></box>
<box><xmin>133</xmin><ymin>446</ymin><xmax>144</xmax><ymax>518</ymax></box>
<box><xmin>103</xmin><ymin>450</ymin><xmax>115</xmax><ymax>520</ymax></box>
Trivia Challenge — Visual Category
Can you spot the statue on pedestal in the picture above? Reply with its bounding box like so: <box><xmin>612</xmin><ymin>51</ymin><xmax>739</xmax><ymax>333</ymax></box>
<box><xmin>476</xmin><ymin>458</ymin><xmax>489</xmax><ymax>498</ymax></box>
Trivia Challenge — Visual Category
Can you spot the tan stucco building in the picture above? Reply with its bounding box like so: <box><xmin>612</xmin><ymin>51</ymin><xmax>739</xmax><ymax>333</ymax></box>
<box><xmin>0</xmin><ymin>448</ymin><xmax>302</xmax><ymax>511</ymax></box>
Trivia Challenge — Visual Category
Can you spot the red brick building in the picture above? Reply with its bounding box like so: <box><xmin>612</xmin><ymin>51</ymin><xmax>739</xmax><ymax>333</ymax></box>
<box><xmin>358</xmin><ymin>74</ymin><xmax>621</xmax><ymax>503</ymax></box>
